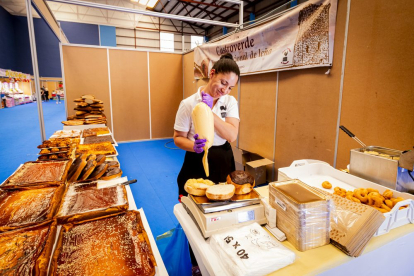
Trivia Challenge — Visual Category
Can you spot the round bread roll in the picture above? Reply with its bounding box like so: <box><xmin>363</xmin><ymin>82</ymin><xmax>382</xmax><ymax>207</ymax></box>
<box><xmin>206</xmin><ymin>184</ymin><xmax>235</xmax><ymax>201</ymax></box>
<box><xmin>226</xmin><ymin>170</ymin><xmax>255</xmax><ymax>195</ymax></box>
<box><xmin>184</xmin><ymin>178</ymin><xmax>215</xmax><ymax>196</ymax></box>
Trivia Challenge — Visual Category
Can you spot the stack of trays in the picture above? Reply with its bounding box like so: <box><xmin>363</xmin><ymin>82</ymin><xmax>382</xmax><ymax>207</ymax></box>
<box><xmin>269</xmin><ymin>179</ymin><xmax>331</xmax><ymax>251</ymax></box>
<box><xmin>62</xmin><ymin>94</ymin><xmax>107</xmax><ymax>126</ymax></box>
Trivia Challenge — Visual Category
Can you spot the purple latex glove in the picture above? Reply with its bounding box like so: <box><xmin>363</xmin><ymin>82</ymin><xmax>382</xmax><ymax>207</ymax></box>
<box><xmin>193</xmin><ymin>134</ymin><xmax>206</xmax><ymax>154</ymax></box>
<box><xmin>201</xmin><ymin>91</ymin><xmax>213</xmax><ymax>109</ymax></box>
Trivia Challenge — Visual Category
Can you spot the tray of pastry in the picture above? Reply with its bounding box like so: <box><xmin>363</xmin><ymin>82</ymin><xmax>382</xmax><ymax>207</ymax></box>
<box><xmin>50</xmin><ymin>129</ymin><xmax>81</xmax><ymax>139</ymax></box>
<box><xmin>56</xmin><ymin>181</ymin><xmax>128</xmax><ymax>224</ymax></box>
<box><xmin>82</xmin><ymin>134</ymin><xmax>116</xmax><ymax>145</ymax></box>
<box><xmin>190</xmin><ymin>189</ymin><xmax>261</xmax><ymax>205</ymax></box>
<box><xmin>49</xmin><ymin>211</ymin><xmax>157</xmax><ymax>276</ymax></box>
<box><xmin>38</xmin><ymin>154</ymin><xmax>70</xmax><ymax>161</ymax></box>
<box><xmin>1</xmin><ymin>160</ymin><xmax>72</xmax><ymax>189</ymax></box>
<box><xmin>82</xmin><ymin>127</ymin><xmax>111</xmax><ymax>138</ymax></box>
<box><xmin>0</xmin><ymin>220</ymin><xmax>57</xmax><ymax>275</ymax></box>
<box><xmin>0</xmin><ymin>186</ymin><xmax>65</xmax><ymax>232</ymax></box>
<box><xmin>75</xmin><ymin>141</ymin><xmax>117</xmax><ymax>156</ymax></box>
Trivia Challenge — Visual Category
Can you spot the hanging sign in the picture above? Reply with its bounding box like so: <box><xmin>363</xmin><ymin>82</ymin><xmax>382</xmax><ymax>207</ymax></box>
<box><xmin>0</xmin><ymin>69</ymin><xmax>31</xmax><ymax>81</ymax></box>
<box><xmin>194</xmin><ymin>0</ymin><xmax>338</xmax><ymax>78</ymax></box>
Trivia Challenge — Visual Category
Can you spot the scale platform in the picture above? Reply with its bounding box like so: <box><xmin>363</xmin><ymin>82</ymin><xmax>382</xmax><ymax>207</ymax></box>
<box><xmin>181</xmin><ymin>194</ymin><xmax>266</xmax><ymax>238</ymax></box>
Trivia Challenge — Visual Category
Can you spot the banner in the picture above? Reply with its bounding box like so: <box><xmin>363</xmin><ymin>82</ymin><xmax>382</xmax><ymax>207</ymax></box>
<box><xmin>0</xmin><ymin>69</ymin><xmax>31</xmax><ymax>81</ymax></box>
<box><xmin>194</xmin><ymin>0</ymin><xmax>338</xmax><ymax>78</ymax></box>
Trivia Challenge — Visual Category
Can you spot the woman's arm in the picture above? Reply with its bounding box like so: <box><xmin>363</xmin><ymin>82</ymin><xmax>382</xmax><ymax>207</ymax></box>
<box><xmin>213</xmin><ymin>115</ymin><xmax>239</xmax><ymax>143</ymax></box>
<box><xmin>174</xmin><ymin>130</ymin><xmax>196</xmax><ymax>152</ymax></box>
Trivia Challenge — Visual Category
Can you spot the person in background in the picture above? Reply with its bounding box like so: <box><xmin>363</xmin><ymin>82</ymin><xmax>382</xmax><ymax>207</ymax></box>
<box><xmin>56</xmin><ymin>89</ymin><xmax>63</xmax><ymax>104</ymax></box>
<box><xmin>45</xmin><ymin>87</ymin><xmax>49</xmax><ymax>101</ymax></box>
<box><xmin>40</xmin><ymin>86</ymin><xmax>46</xmax><ymax>102</ymax></box>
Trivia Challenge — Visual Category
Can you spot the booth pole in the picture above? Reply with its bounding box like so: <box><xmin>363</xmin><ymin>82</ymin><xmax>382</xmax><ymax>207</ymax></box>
<box><xmin>26</xmin><ymin>0</ymin><xmax>46</xmax><ymax>142</ymax></box>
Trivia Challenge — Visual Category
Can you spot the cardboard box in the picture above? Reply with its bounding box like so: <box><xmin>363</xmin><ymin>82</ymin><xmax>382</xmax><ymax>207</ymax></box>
<box><xmin>232</xmin><ymin>146</ymin><xmax>274</xmax><ymax>185</ymax></box>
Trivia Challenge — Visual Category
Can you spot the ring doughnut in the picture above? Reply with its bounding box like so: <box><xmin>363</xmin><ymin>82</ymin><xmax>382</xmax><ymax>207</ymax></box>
<box><xmin>371</xmin><ymin>196</ymin><xmax>384</xmax><ymax>208</ymax></box>
<box><xmin>322</xmin><ymin>181</ymin><xmax>332</xmax><ymax>189</ymax></box>
<box><xmin>374</xmin><ymin>207</ymin><xmax>389</xmax><ymax>213</ymax></box>
<box><xmin>380</xmin><ymin>204</ymin><xmax>391</xmax><ymax>212</ymax></box>
<box><xmin>385</xmin><ymin>199</ymin><xmax>393</xmax><ymax>209</ymax></box>
<box><xmin>354</xmin><ymin>189</ymin><xmax>368</xmax><ymax>203</ymax></box>
<box><xmin>383</xmin><ymin>189</ymin><xmax>393</xmax><ymax>199</ymax></box>
<box><xmin>367</xmin><ymin>188</ymin><xmax>379</xmax><ymax>194</ymax></box>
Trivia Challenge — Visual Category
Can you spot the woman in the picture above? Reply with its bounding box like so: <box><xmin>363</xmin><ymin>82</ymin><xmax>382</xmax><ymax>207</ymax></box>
<box><xmin>174</xmin><ymin>53</ymin><xmax>240</xmax><ymax>200</ymax></box>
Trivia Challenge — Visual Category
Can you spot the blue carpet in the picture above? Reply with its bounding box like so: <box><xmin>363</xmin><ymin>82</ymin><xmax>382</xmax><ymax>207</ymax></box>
<box><xmin>0</xmin><ymin>100</ymin><xmax>66</xmax><ymax>183</ymax></box>
<box><xmin>0</xmin><ymin>101</ymin><xmax>186</xmax><ymax>239</ymax></box>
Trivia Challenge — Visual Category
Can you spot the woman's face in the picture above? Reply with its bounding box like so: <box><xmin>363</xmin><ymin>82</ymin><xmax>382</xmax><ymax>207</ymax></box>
<box><xmin>208</xmin><ymin>69</ymin><xmax>239</xmax><ymax>99</ymax></box>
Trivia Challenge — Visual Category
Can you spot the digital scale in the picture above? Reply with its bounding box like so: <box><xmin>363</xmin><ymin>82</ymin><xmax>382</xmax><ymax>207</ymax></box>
<box><xmin>181</xmin><ymin>191</ymin><xmax>266</xmax><ymax>238</ymax></box>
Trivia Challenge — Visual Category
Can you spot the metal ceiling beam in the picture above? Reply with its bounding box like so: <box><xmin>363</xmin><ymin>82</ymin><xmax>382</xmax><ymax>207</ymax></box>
<box><xmin>48</xmin><ymin>0</ymin><xmax>239</xmax><ymax>28</ymax></box>
<box><xmin>178</xmin><ymin>0</ymin><xmax>238</xmax><ymax>11</ymax></box>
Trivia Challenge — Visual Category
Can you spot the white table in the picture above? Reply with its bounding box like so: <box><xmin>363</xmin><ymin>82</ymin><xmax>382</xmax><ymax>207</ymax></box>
<box><xmin>174</xmin><ymin>203</ymin><xmax>414</xmax><ymax>276</ymax></box>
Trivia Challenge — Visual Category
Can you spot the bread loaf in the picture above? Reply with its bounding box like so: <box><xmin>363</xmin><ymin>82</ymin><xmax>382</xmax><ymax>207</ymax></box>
<box><xmin>184</xmin><ymin>178</ymin><xmax>215</xmax><ymax>196</ymax></box>
<box><xmin>227</xmin><ymin>171</ymin><xmax>255</xmax><ymax>195</ymax></box>
<box><xmin>206</xmin><ymin>184</ymin><xmax>235</xmax><ymax>201</ymax></box>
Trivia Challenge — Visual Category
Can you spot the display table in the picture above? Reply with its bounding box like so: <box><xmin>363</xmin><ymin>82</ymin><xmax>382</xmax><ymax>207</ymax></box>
<box><xmin>126</xmin><ymin>181</ymin><xmax>168</xmax><ymax>276</ymax></box>
<box><xmin>174</xmin><ymin>203</ymin><xmax>414</xmax><ymax>276</ymax></box>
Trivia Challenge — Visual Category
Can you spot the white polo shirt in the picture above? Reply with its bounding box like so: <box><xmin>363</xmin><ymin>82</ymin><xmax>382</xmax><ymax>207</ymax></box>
<box><xmin>174</xmin><ymin>86</ymin><xmax>240</xmax><ymax>146</ymax></box>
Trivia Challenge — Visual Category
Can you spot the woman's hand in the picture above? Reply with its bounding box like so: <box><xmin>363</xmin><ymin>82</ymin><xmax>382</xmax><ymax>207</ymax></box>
<box><xmin>201</xmin><ymin>92</ymin><xmax>213</xmax><ymax>109</ymax></box>
<box><xmin>193</xmin><ymin>134</ymin><xmax>207</xmax><ymax>153</ymax></box>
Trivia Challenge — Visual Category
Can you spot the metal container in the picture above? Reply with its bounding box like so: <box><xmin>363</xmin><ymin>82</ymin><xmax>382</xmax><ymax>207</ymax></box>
<box><xmin>350</xmin><ymin>146</ymin><xmax>402</xmax><ymax>189</ymax></box>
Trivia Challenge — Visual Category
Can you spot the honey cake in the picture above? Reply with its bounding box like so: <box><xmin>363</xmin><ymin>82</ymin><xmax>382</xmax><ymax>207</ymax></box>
<box><xmin>2</xmin><ymin>161</ymin><xmax>71</xmax><ymax>189</ymax></box>
<box><xmin>0</xmin><ymin>221</ymin><xmax>57</xmax><ymax>276</ymax></box>
<box><xmin>83</xmin><ymin>135</ymin><xmax>115</xmax><ymax>144</ymax></box>
<box><xmin>56</xmin><ymin>181</ymin><xmax>128</xmax><ymax>224</ymax></box>
<box><xmin>76</xmin><ymin>141</ymin><xmax>116</xmax><ymax>156</ymax></box>
<box><xmin>82</xmin><ymin>127</ymin><xmax>110</xmax><ymax>138</ymax></box>
<box><xmin>50</xmin><ymin>211</ymin><xmax>156</xmax><ymax>276</ymax></box>
<box><xmin>0</xmin><ymin>186</ymin><xmax>64</xmax><ymax>232</ymax></box>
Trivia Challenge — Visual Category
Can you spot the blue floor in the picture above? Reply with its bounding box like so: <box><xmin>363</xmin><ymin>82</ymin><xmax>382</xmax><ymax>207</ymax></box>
<box><xmin>0</xmin><ymin>100</ymin><xmax>185</xmax><ymax>238</ymax></box>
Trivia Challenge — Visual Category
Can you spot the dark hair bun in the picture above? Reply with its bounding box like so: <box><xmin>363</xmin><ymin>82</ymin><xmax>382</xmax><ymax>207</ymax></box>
<box><xmin>220</xmin><ymin>53</ymin><xmax>234</xmax><ymax>60</ymax></box>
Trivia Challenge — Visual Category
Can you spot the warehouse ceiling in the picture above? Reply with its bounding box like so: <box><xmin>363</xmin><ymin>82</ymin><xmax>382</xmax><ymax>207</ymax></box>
<box><xmin>0</xmin><ymin>0</ymin><xmax>293</xmax><ymax>36</ymax></box>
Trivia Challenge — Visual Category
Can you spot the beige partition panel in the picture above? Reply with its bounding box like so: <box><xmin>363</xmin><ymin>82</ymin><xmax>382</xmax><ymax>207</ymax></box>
<box><xmin>109</xmin><ymin>49</ymin><xmax>150</xmax><ymax>141</ymax></box>
<box><xmin>239</xmin><ymin>73</ymin><xmax>277</xmax><ymax>180</ymax></box>
<box><xmin>336</xmin><ymin>0</ymin><xmax>414</xmax><ymax>169</ymax></box>
<box><xmin>149</xmin><ymin>53</ymin><xmax>183</xmax><ymax>138</ymax></box>
<box><xmin>62</xmin><ymin>46</ymin><xmax>112</xmax><ymax>130</ymax></box>
<box><xmin>271</xmin><ymin>0</ymin><xmax>347</xmax><ymax>175</ymax></box>
<box><xmin>183</xmin><ymin>51</ymin><xmax>208</xmax><ymax>98</ymax></box>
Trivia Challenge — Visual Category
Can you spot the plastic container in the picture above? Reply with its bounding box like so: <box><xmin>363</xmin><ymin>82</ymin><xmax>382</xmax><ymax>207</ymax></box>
<box><xmin>278</xmin><ymin>160</ymin><xmax>414</xmax><ymax>236</ymax></box>
<box><xmin>269</xmin><ymin>179</ymin><xmax>331</xmax><ymax>251</ymax></box>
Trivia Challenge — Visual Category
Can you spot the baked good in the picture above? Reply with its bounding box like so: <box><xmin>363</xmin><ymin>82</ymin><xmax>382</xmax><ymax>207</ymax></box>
<box><xmin>84</xmin><ymin>135</ymin><xmax>115</xmax><ymax>144</ymax></box>
<box><xmin>104</xmin><ymin>161</ymin><xmax>119</xmax><ymax>168</ymax></box>
<box><xmin>82</xmin><ymin>94</ymin><xmax>95</xmax><ymax>100</ymax></box>
<box><xmin>0</xmin><ymin>186</ymin><xmax>65</xmax><ymax>232</ymax></box>
<box><xmin>51</xmin><ymin>148</ymin><xmax>60</xmax><ymax>153</ymax></box>
<box><xmin>76</xmin><ymin>142</ymin><xmax>116</xmax><ymax>156</ymax></box>
<box><xmin>38</xmin><ymin>155</ymin><xmax>49</xmax><ymax>160</ymax></box>
<box><xmin>62</xmin><ymin>120</ymin><xmax>84</xmax><ymax>126</ymax></box>
<box><xmin>67</xmin><ymin>154</ymin><xmax>88</xmax><ymax>182</ymax></box>
<box><xmin>49</xmin><ymin>154</ymin><xmax>58</xmax><ymax>159</ymax></box>
<box><xmin>0</xmin><ymin>220</ymin><xmax>57</xmax><ymax>276</ymax></box>
<box><xmin>50</xmin><ymin>211</ymin><xmax>156</xmax><ymax>276</ymax></box>
<box><xmin>40</xmin><ymin>148</ymin><xmax>50</xmax><ymax>154</ymax></box>
<box><xmin>56</xmin><ymin>181</ymin><xmax>128</xmax><ymax>224</ymax></box>
<box><xmin>82</xmin><ymin>128</ymin><xmax>97</xmax><ymax>138</ymax></box>
<box><xmin>79</xmin><ymin>159</ymin><xmax>97</xmax><ymax>181</ymax></box>
<box><xmin>2</xmin><ymin>161</ymin><xmax>71</xmax><ymax>189</ymax></box>
<box><xmin>184</xmin><ymin>178</ymin><xmax>215</xmax><ymax>196</ymax></box>
<box><xmin>88</xmin><ymin>163</ymin><xmax>109</xmax><ymax>180</ymax></box>
<box><xmin>100</xmin><ymin>167</ymin><xmax>122</xmax><ymax>180</ymax></box>
<box><xmin>86</xmin><ymin>154</ymin><xmax>97</xmax><ymax>161</ymax></box>
<box><xmin>226</xmin><ymin>171</ymin><xmax>256</xmax><ymax>195</ymax></box>
<box><xmin>206</xmin><ymin>184</ymin><xmax>235</xmax><ymax>201</ymax></box>
<box><xmin>74</xmin><ymin>98</ymin><xmax>83</xmax><ymax>102</ymax></box>
<box><xmin>96</xmin><ymin>154</ymin><xmax>106</xmax><ymax>166</ymax></box>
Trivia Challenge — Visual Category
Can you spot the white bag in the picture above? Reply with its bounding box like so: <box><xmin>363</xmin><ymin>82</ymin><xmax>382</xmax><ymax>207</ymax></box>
<box><xmin>210</xmin><ymin>222</ymin><xmax>295</xmax><ymax>276</ymax></box>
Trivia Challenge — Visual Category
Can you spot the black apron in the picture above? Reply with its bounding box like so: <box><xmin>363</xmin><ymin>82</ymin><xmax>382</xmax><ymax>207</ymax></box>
<box><xmin>177</xmin><ymin>141</ymin><xmax>235</xmax><ymax>198</ymax></box>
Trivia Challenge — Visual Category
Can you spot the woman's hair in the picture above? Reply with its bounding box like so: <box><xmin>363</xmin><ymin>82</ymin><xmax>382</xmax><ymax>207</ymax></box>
<box><xmin>212</xmin><ymin>53</ymin><xmax>240</xmax><ymax>77</ymax></box>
